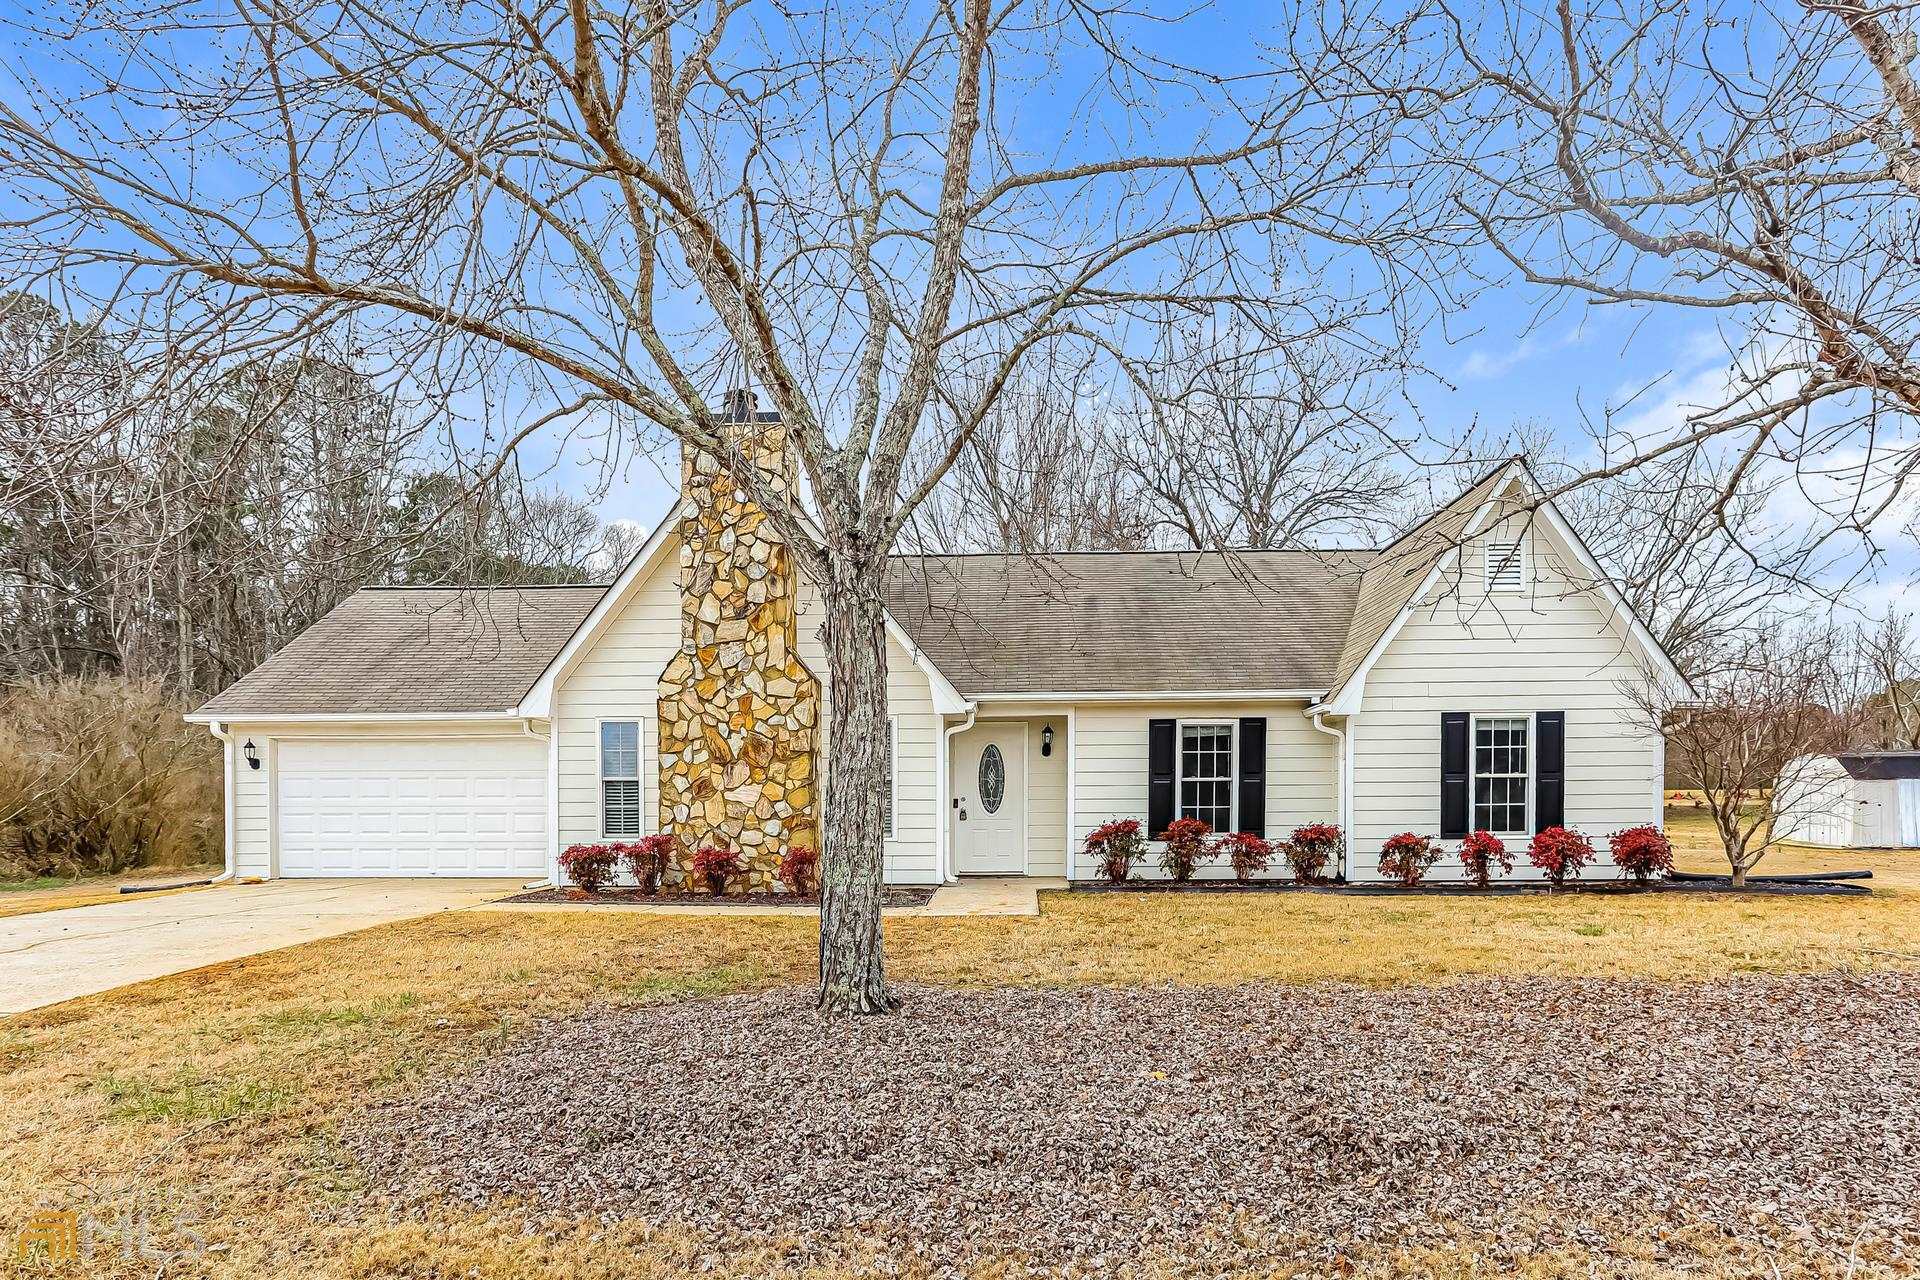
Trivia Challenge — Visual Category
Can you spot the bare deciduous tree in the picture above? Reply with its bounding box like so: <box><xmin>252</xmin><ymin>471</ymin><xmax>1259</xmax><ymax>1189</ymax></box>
<box><xmin>1636</xmin><ymin>623</ymin><xmax>1864</xmax><ymax>883</ymax></box>
<box><xmin>1859</xmin><ymin>613</ymin><xmax>1920</xmax><ymax>749</ymax></box>
<box><xmin>1</xmin><ymin>296</ymin><xmax>620</xmax><ymax>692</ymax></box>
<box><xmin>1345</xmin><ymin>0</ymin><xmax>1920</xmax><ymax>571</ymax></box>
<box><xmin>0</xmin><ymin>0</ymin><xmax>1413</xmax><ymax>1011</ymax></box>
<box><xmin>1110</xmin><ymin>332</ymin><xmax>1413</xmax><ymax>551</ymax></box>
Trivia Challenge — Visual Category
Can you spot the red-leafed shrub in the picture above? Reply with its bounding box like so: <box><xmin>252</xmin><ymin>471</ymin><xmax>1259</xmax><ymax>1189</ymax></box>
<box><xmin>1528</xmin><ymin>825</ymin><xmax>1595</xmax><ymax>887</ymax></box>
<box><xmin>691</xmin><ymin>844</ymin><xmax>742</xmax><ymax>897</ymax></box>
<box><xmin>1157</xmin><ymin>817</ymin><xmax>1213</xmax><ymax>882</ymax></box>
<box><xmin>619</xmin><ymin>835</ymin><xmax>676</xmax><ymax>894</ymax></box>
<box><xmin>1377</xmin><ymin>832</ymin><xmax>1442</xmax><ymax>886</ymax></box>
<box><xmin>1085</xmin><ymin>818</ymin><xmax>1145</xmax><ymax>884</ymax></box>
<box><xmin>1608</xmin><ymin>825</ymin><xmax>1673</xmax><ymax>885</ymax></box>
<box><xmin>1286</xmin><ymin>823</ymin><xmax>1343</xmax><ymax>884</ymax></box>
<box><xmin>1217</xmin><ymin>832</ymin><xmax>1275</xmax><ymax>884</ymax></box>
<box><xmin>559</xmin><ymin>842</ymin><xmax>618</xmax><ymax>893</ymax></box>
<box><xmin>777</xmin><ymin>844</ymin><xmax>819</xmax><ymax>896</ymax></box>
<box><xmin>1458</xmin><ymin>829</ymin><xmax>1512</xmax><ymax>889</ymax></box>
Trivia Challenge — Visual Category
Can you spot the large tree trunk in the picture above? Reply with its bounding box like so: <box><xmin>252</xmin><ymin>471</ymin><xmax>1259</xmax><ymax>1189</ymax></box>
<box><xmin>816</xmin><ymin>560</ymin><xmax>897</xmax><ymax>1015</ymax></box>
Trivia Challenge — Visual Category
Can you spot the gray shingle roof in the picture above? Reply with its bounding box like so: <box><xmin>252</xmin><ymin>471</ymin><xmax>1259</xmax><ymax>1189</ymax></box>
<box><xmin>191</xmin><ymin>585</ymin><xmax>608</xmax><ymax>719</ymax></box>
<box><xmin>884</xmin><ymin>550</ymin><xmax>1376</xmax><ymax>697</ymax></box>
<box><xmin>192</xmin><ymin>467</ymin><xmax>1525</xmax><ymax>718</ymax></box>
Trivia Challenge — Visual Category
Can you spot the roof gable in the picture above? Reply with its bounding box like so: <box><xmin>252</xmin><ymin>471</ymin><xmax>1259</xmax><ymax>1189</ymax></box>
<box><xmin>1316</xmin><ymin>460</ymin><xmax>1690</xmax><ymax>713</ymax></box>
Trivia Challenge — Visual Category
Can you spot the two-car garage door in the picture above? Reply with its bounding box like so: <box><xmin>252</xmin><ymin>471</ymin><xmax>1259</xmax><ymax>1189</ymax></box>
<box><xmin>277</xmin><ymin>738</ymin><xmax>547</xmax><ymax>877</ymax></box>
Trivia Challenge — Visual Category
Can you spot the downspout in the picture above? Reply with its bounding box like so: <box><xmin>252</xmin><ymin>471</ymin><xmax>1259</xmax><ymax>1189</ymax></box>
<box><xmin>1309</xmin><ymin>710</ymin><xmax>1351</xmax><ymax>881</ymax></box>
<box><xmin>205</xmin><ymin>722</ymin><xmax>239</xmax><ymax>883</ymax></box>
<box><xmin>524</xmin><ymin>717</ymin><xmax>556</xmax><ymax>889</ymax></box>
<box><xmin>938</xmin><ymin>705</ymin><xmax>978</xmax><ymax>883</ymax></box>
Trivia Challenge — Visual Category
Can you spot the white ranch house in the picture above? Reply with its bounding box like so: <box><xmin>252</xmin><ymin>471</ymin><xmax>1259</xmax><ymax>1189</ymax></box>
<box><xmin>189</xmin><ymin>431</ymin><xmax>1686</xmax><ymax>887</ymax></box>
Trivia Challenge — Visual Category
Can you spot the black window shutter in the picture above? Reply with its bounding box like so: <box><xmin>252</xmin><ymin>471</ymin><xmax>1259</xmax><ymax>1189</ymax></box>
<box><xmin>1237</xmin><ymin>717</ymin><xmax>1267</xmax><ymax>837</ymax></box>
<box><xmin>1535</xmin><ymin>711</ymin><xmax>1565</xmax><ymax>832</ymax></box>
<box><xmin>1440</xmin><ymin>712</ymin><xmax>1470</xmax><ymax>838</ymax></box>
<box><xmin>1147</xmin><ymin>719</ymin><xmax>1176</xmax><ymax>837</ymax></box>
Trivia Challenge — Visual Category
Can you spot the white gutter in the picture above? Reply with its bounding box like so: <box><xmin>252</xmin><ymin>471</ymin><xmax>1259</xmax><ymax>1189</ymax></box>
<box><xmin>203</xmin><ymin>721</ymin><xmax>240</xmax><ymax>883</ymax></box>
<box><xmin>185</xmin><ymin>710</ymin><xmax>524</xmax><ymax>724</ymax></box>
<box><xmin>1309</xmin><ymin>710</ymin><xmax>1352</xmax><ymax>880</ymax></box>
<box><xmin>938</xmin><ymin>705</ymin><xmax>979</xmax><ymax>882</ymax></box>
<box><xmin>981</xmin><ymin>689</ymin><xmax>1323</xmax><ymax>705</ymax></box>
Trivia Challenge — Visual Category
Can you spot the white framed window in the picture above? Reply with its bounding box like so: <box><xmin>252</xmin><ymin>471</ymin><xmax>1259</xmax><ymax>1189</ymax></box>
<box><xmin>1472</xmin><ymin>715</ymin><xmax>1530</xmax><ymax>835</ymax></box>
<box><xmin>882</xmin><ymin>716</ymin><xmax>897</xmax><ymax>839</ymax></box>
<box><xmin>600</xmin><ymin>720</ymin><xmax>641</xmax><ymax>837</ymax></box>
<box><xmin>1177</xmin><ymin>721</ymin><xmax>1235</xmax><ymax>831</ymax></box>
<box><xmin>1486</xmin><ymin>538</ymin><xmax>1526</xmax><ymax>593</ymax></box>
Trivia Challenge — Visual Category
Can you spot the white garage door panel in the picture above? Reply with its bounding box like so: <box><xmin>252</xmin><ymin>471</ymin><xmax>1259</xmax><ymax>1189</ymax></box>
<box><xmin>277</xmin><ymin>738</ymin><xmax>547</xmax><ymax>877</ymax></box>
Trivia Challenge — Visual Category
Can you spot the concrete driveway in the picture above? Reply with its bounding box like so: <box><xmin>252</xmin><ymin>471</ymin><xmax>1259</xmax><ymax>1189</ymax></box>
<box><xmin>0</xmin><ymin>879</ymin><xmax>513</xmax><ymax>1014</ymax></box>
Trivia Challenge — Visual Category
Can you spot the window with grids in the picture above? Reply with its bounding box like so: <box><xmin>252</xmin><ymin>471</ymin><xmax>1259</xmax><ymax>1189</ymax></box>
<box><xmin>601</xmin><ymin>721</ymin><xmax>641</xmax><ymax>836</ymax></box>
<box><xmin>1472</xmin><ymin>716</ymin><xmax>1529</xmax><ymax>835</ymax></box>
<box><xmin>1486</xmin><ymin>539</ymin><xmax>1525</xmax><ymax>592</ymax></box>
<box><xmin>1178</xmin><ymin>722</ymin><xmax>1234</xmax><ymax>831</ymax></box>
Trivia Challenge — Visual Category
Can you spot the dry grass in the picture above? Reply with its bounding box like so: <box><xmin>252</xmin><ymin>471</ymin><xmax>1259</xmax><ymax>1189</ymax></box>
<box><xmin>1</xmin><ymin>806</ymin><xmax>1914</xmax><ymax>1278</ymax></box>
<box><xmin>0</xmin><ymin>869</ymin><xmax>211</xmax><ymax>920</ymax></box>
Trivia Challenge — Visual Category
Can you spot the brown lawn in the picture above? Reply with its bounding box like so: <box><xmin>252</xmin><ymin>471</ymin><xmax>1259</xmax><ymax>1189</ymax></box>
<box><xmin>0</xmin><ymin>808</ymin><xmax>1913</xmax><ymax>1278</ymax></box>
<box><xmin>0</xmin><ymin>868</ymin><xmax>212</xmax><ymax>920</ymax></box>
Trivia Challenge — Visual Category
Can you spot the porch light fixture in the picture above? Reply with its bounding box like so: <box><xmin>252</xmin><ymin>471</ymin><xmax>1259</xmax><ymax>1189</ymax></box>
<box><xmin>1041</xmin><ymin>724</ymin><xmax>1054</xmax><ymax>757</ymax></box>
<box><xmin>243</xmin><ymin>740</ymin><xmax>261</xmax><ymax>770</ymax></box>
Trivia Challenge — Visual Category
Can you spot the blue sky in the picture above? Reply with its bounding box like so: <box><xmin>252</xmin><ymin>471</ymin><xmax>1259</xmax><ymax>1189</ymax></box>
<box><xmin>3</xmin><ymin>0</ymin><xmax>1910</xmax><ymax>618</ymax></box>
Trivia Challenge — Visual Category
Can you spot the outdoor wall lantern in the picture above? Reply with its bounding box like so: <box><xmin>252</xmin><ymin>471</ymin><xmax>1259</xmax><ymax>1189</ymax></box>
<box><xmin>243</xmin><ymin>740</ymin><xmax>261</xmax><ymax>770</ymax></box>
<box><xmin>1041</xmin><ymin>724</ymin><xmax>1054</xmax><ymax>757</ymax></box>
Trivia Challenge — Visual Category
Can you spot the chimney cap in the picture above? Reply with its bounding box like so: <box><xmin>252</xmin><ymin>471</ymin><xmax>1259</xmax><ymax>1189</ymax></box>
<box><xmin>723</xmin><ymin>388</ymin><xmax>756</xmax><ymax>422</ymax></box>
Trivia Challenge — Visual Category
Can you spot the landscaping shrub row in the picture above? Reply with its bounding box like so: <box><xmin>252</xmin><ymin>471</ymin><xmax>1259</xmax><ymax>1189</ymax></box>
<box><xmin>1082</xmin><ymin>819</ymin><xmax>1673</xmax><ymax>887</ymax></box>
<box><xmin>559</xmin><ymin>834</ymin><xmax>818</xmax><ymax>897</ymax></box>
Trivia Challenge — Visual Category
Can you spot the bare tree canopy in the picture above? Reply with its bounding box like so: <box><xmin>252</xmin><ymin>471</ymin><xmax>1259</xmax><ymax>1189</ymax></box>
<box><xmin>0</xmin><ymin>294</ymin><xmax>624</xmax><ymax>692</ymax></box>
<box><xmin>1640</xmin><ymin>621</ymin><xmax>1866</xmax><ymax>882</ymax></box>
<box><xmin>1322</xmin><ymin>0</ymin><xmax>1920</xmax><ymax>575</ymax></box>
<box><xmin>0</xmin><ymin>0</ymin><xmax>1424</xmax><ymax>1012</ymax></box>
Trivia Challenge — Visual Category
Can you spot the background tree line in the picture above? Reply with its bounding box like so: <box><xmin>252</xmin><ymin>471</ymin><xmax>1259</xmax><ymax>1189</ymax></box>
<box><xmin>1</xmin><ymin>292</ymin><xmax>638</xmax><ymax>697</ymax></box>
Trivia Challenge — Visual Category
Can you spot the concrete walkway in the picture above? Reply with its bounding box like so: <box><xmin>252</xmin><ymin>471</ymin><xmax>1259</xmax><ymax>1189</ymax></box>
<box><xmin>0</xmin><ymin>879</ymin><xmax>513</xmax><ymax>1015</ymax></box>
<box><xmin>923</xmin><ymin>876</ymin><xmax>1062</xmax><ymax>916</ymax></box>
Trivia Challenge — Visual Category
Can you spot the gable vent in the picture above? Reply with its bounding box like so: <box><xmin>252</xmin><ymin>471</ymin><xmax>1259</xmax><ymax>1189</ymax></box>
<box><xmin>1486</xmin><ymin>539</ymin><xmax>1525</xmax><ymax>592</ymax></box>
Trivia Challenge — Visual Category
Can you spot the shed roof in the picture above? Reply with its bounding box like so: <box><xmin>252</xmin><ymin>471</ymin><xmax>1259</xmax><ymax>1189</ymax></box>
<box><xmin>1835</xmin><ymin>752</ymin><xmax>1920</xmax><ymax>780</ymax></box>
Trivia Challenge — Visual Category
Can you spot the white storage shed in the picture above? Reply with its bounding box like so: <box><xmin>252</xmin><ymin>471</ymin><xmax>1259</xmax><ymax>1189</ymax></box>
<box><xmin>1773</xmin><ymin>752</ymin><xmax>1920</xmax><ymax>849</ymax></box>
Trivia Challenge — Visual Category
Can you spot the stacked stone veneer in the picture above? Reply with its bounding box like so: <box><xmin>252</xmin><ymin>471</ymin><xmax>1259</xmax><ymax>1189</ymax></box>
<box><xmin>656</xmin><ymin>417</ymin><xmax>820</xmax><ymax>891</ymax></box>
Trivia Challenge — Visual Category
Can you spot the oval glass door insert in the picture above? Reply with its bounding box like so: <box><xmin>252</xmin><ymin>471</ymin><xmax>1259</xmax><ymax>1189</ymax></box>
<box><xmin>978</xmin><ymin>744</ymin><xmax>1006</xmax><ymax>814</ymax></box>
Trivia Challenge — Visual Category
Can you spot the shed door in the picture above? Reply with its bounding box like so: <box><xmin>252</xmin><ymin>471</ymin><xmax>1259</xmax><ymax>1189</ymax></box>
<box><xmin>1899</xmin><ymin>780</ymin><xmax>1920</xmax><ymax>848</ymax></box>
<box><xmin>276</xmin><ymin>738</ymin><xmax>547</xmax><ymax>877</ymax></box>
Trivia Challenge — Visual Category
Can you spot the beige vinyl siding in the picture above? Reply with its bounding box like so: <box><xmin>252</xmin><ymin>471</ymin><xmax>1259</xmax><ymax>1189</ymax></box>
<box><xmin>1026</xmin><ymin>720</ymin><xmax>1068</xmax><ymax>875</ymax></box>
<box><xmin>1069</xmin><ymin>702</ymin><xmax>1337</xmax><ymax>879</ymax></box>
<box><xmin>794</xmin><ymin>574</ymin><xmax>942</xmax><ymax>883</ymax></box>
<box><xmin>233</xmin><ymin>742</ymin><xmax>271</xmax><ymax>877</ymax></box>
<box><xmin>553</xmin><ymin>532</ymin><xmax>943</xmax><ymax>883</ymax></box>
<box><xmin>1347</xmin><ymin>508</ymin><xmax>1663</xmax><ymax>881</ymax></box>
<box><xmin>553</xmin><ymin>544</ymin><xmax>678</xmax><ymax>852</ymax></box>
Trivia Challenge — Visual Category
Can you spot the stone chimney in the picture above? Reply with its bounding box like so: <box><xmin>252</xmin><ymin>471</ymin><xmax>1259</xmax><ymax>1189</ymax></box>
<box><xmin>655</xmin><ymin>392</ymin><xmax>821</xmax><ymax>891</ymax></box>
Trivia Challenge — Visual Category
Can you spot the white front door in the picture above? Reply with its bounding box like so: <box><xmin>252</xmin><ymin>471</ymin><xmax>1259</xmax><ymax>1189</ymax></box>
<box><xmin>952</xmin><ymin>724</ymin><xmax>1026</xmax><ymax>874</ymax></box>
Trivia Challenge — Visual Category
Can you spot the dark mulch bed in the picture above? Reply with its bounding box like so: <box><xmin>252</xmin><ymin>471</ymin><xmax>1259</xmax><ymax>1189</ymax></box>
<box><xmin>1074</xmin><ymin>875</ymin><xmax>1870</xmax><ymax>897</ymax></box>
<box><xmin>503</xmin><ymin>885</ymin><xmax>936</xmax><ymax>908</ymax></box>
<box><xmin>347</xmin><ymin>973</ymin><xmax>1920</xmax><ymax>1274</ymax></box>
